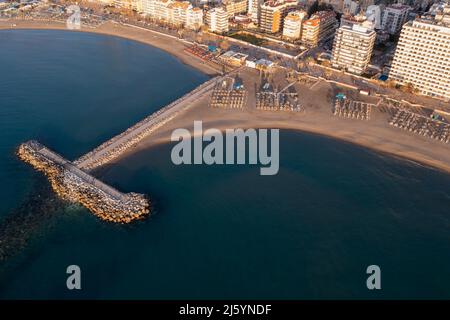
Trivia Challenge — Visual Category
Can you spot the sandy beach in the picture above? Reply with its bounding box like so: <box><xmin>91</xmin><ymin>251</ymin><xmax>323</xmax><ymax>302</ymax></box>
<box><xmin>2</xmin><ymin>19</ymin><xmax>450</xmax><ymax>174</ymax></box>
<box><xmin>0</xmin><ymin>19</ymin><xmax>221</xmax><ymax>75</ymax></box>
<box><xmin>132</xmin><ymin>69</ymin><xmax>450</xmax><ymax>174</ymax></box>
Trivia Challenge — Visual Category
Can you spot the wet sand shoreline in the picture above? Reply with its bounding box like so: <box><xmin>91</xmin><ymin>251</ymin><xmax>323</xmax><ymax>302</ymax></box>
<box><xmin>0</xmin><ymin>19</ymin><xmax>221</xmax><ymax>75</ymax></box>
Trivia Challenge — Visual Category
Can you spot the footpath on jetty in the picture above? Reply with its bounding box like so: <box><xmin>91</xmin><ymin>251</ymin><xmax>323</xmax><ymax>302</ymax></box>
<box><xmin>18</xmin><ymin>75</ymin><xmax>222</xmax><ymax>223</ymax></box>
<box><xmin>75</xmin><ymin>76</ymin><xmax>220</xmax><ymax>171</ymax></box>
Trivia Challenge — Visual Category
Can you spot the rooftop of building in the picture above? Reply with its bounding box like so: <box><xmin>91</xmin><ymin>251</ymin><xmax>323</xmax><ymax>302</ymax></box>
<box><xmin>303</xmin><ymin>10</ymin><xmax>335</xmax><ymax>26</ymax></box>
<box><xmin>168</xmin><ymin>1</ymin><xmax>191</xmax><ymax>9</ymax></box>
<box><xmin>339</xmin><ymin>23</ymin><xmax>376</xmax><ymax>35</ymax></box>
<box><xmin>261</xmin><ymin>0</ymin><xmax>297</xmax><ymax>8</ymax></box>
<box><xmin>341</xmin><ymin>13</ymin><xmax>367</xmax><ymax>23</ymax></box>
<box><xmin>285</xmin><ymin>10</ymin><xmax>307</xmax><ymax>21</ymax></box>
<box><xmin>310</xmin><ymin>10</ymin><xmax>336</xmax><ymax>20</ymax></box>
<box><xmin>385</xmin><ymin>4</ymin><xmax>412</xmax><ymax>11</ymax></box>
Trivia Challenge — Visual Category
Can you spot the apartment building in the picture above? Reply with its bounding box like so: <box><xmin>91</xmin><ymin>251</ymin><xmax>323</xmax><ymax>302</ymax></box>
<box><xmin>206</xmin><ymin>7</ymin><xmax>229</xmax><ymax>33</ymax></box>
<box><xmin>113</xmin><ymin>0</ymin><xmax>141</xmax><ymax>11</ymax></box>
<box><xmin>140</xmin><ymin>0</ymin><xmax>203</xmax><ymax>29</ymax></box>
<box><xmin>168</xmin><ymin>1</ymin><xmax>190</xmax><ymax>26</ymax></box>
<box><xmin>389</xmin><ymin>17</ymin><xmax>450</xmax><ymax>99</ymax></box>
<box><xmin>153</xmin><ymin>0</ymin><xmax>171</xmax><ymax>21</ymax></box>
<box><xmin>301</xmin><ymin>10</ymin><xmax>337</xmax><ymax>46</ymax></box>
<box><xmin>223</xmin><ymin>0</ymin><xmax>248</xmax><ymax>18</ymax></box>
<box><xmin>141</xmin><ymin>0</ymin><xmax>154</xmax><ymax>16</ymax></box>
<box><xmin>259</xmin><ymin>0</ymin><xmax>298</xmax><ymax>34</ymax></box>
<box><xmin>282</xmin><ymin>10</ymin><xmax>307</xmax><ymax>40</ymax></box>
<box><xmin>248</xmin><ymin>0</ymin><xmax>263</xmax><ymax>23</ymax></box>
<box><xmin>381</xmin><ymin>4</ymin><xmax>411</xmax><ymax>35</ymax></box>
<box><xmin>331</xmin><ymin>23</ymin><xmax>376</xmax><ymax>75</ymax></box>
<box><xmin>186</xmin><ymin>7</ymin><xmax>203</xmax><ymax>30</ymax></box>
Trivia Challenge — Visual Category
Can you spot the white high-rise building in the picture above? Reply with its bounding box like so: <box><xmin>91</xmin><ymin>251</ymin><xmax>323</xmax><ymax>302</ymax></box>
<box><xmin>331</xmin><ymin>22</ymin><xmax>376</xmax><ymax>75</ymax></box>
<box><xmin>248</xmin><ymin>0</ymin><xmax>263</xmax><ymax>22</ymax></box>
<box><xmin>381</xmin><ymin>4</ymin><xmax>411</xmax><ymax>34</ymax></box>
<box><xmin>389</xmin><ymin>16</ymin><xmax>450</xmax><ymax>100</ymax></box>
<box><xmin>282</xmin><ymin>10</ymin><xmax>307</xmax><ymax>40</ymax></box>
<box><xmin>186</xmin><ymin>7</ymin><xmax>204</xmax><ymax>30</ymax></box>
<box><xmin>206</xmin><ymin>7</ymin><xmax>229</xmax><ymax>33</ymax></box>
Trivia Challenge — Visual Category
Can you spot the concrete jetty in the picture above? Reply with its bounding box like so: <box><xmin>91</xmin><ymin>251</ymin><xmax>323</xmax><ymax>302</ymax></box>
<box><xmin>17</xmin><ymin>141</ymin><xmax>149</xmax><ymax>223</ymax></box>
<box><xmin>75</xmin><ymin>76</ymin><xmax>220</xmax><ymax>171</ymax></box>
<box><xmin>17</xmin><ymin>76</ymin><xmax>221</xmax><ymax>223</ymax></box>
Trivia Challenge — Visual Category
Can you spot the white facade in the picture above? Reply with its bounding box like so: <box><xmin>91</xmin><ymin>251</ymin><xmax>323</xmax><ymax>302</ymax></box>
<box><xmin>331</xmin><ymin>23</ymin><xmax>376</xmax><ymax>75</ymax></box>
<box><xmin>186</xmin><ymin>7</ymin><xmax>203</xmax><ymax>29</ymax></box>
<box><xmin>381</xmin><ymin>4</ymin><xmax>411</xmax><ymax>34</ymax></box>
<box><xmin>248</xmin><ymin>0</ymin><xmax>263</xmax><ymax>22</ymax></box>
<box><xmin>141</xmin><ymin>0</ymin><xmax>155</xmax><ymax>16</ymax></box>
<box><xmin>207</xmin><ymin>7</ymin><xmax>229</xmax><ymax>33</ymax></box>
<box><xmin>389</xmin><ymin>18</ymin><xmax>450</xmax><ymax>99</ymax></box>
<box><xmin>282</xmin><ymin>10</ymin><xmax>307</xmax><ymax>40</ymax></box>
<box><xmin>153</xmin><ymin>0</ymin><xmax>171</xmax><ymax>21</ymax></box>
<box><xmin>140</xmin><ymin>0</ymin><xmax>203</xmax><ymax>28</ymax></box>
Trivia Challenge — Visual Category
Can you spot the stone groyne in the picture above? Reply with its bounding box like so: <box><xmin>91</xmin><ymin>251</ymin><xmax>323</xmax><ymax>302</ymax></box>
<box><xmin>17</xmin><ymin>141</ymin><xmax>150</xmax><ymax>223</ymax></box>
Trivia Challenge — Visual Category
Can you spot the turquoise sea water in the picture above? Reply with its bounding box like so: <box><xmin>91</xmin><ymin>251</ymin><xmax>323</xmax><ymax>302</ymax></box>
<box><xmin>1</xmin><ymin>30</ymin><xmax>450</xmax><ymax>299</ymax></box>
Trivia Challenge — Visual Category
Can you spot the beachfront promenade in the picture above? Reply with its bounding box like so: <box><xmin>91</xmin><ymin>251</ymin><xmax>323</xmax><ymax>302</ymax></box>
<box><xmin>18</xmin><ymin>75</ymin><xmax>221</xmax><ymax>223</ymax></box>
<box><xmin>74</xmin><ymin>75</ymin><xmax>221</xmax><ymax>171</ymax></box>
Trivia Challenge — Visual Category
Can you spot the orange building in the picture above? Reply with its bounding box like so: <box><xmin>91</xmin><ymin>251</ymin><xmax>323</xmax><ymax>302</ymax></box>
<box><xmin>301</xmin><ymin>10</ymin><xmax>337</xmax><ymax>46</ymax></box>
<box><xmin>259</xmin><ymin>0</ymin><xmax>298</xmax><ymax>34</ymax></box>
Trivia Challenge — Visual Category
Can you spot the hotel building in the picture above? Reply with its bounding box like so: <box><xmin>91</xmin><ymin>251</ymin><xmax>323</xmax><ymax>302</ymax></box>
<box><xmin>301</xmin><ymin>10</ymin><xmax>337</xmax><ymax>46</ymax></box>
<box><xmin>389</xmin><ymin>15</ymin><xmax>450</xmax><ymax>99</ymax></box>
<box><xmin>282</xmin><ymin>10</ymin><xmax>307</xmax><ymax>40</ymax></box>
<box><xmin>331</xmin><ymin>22</ymin><xmax>376</xmax><ymax>75</ymax></box>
